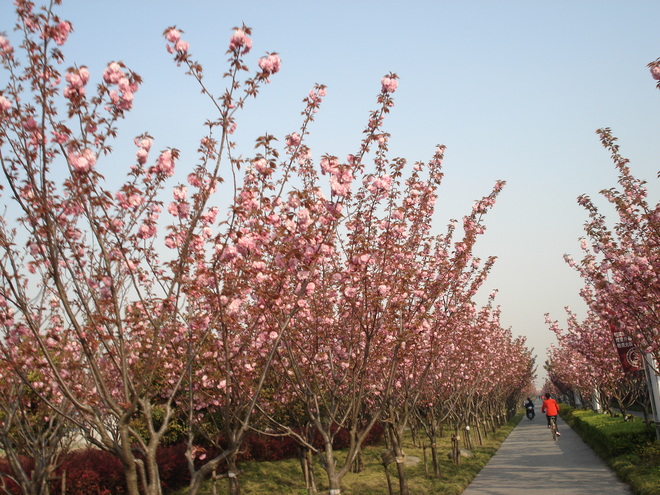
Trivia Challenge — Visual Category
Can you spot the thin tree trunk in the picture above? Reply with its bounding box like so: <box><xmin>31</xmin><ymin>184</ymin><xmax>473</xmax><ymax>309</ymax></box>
<box><xmin>383</xmin><ymin>463</ymin><xmax>394</xmax><ymax>495</ymax></box>
<box><xmin>430</xmin><ymin>441</ymin><xmax>440</xmax><ymax>478</ymax></box>
<box><xmin>350</xmin><ymin>446</ymin><xmax>363</xmax><ymax>473</ymax></box>
<box><xmin>323</xmin><ymin>442</ymin><xmax>342</xmax><ymax>495</ymax></box>
<box><xmin>227</xmin><ymin>453</ymin><xmax>241</xmax><ymax>495</ymax></box>
<box><xmin>388</xmin><ymin>426</ymin><xmax>408</xmax><ymax>495</ymax></box>
<box><xmin>299</xmin><ymin>447</ymin><xmax>317</xmax><ymax>494</ymax></box>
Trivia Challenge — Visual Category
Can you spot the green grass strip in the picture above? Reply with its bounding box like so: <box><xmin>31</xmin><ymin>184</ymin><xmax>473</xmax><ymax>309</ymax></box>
<box><xmin>173</xmin><ymin>413</ymin><xmax>523</xmax><ymax>494</ymax></box>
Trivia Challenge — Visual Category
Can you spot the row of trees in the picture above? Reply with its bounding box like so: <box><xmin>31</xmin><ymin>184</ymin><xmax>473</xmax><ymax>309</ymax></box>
<box><xmin>544</xmin><ymin>60</ymin><xmax>660</xmax><ymax>422</ymax></box>
<box><xmin>0</xmin><ymin>1</ymin><xmax>535</xmax><ymax>494</ymax></box>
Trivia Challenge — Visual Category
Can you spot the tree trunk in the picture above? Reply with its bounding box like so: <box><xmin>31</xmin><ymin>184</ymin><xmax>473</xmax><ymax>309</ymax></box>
<box><xmin>227</xmin><ymin>452</ymin><xmax>241</xmax><ymax>495</ymax></box>
<box><xmin>322</xmin><ymin>442</ymin><xmax>341</xmax><ymax>495</ymax></box>
<box><xmin>112</xmin><ymin>422</ymin><xmax>142</xmax><ymax>495</ymax></box>
<box><xmin>410</xmin><ymin>424</ymin><xmax>418</xmax><ymax>447</ymax></box>
<box><xmin>464</xmin><ymin>426</ymin><xmax>473</xmax><ymax>450</ymax></box>
<box><xmin>189</xmin><ymin>473</ymin><xmax>205</xmax><ymax>495</ymax></box>
<box><xmin>430</xmin><ymin>441</ymin><xmax>440</xmax><ymax>478</ymax></box>
<box><xmin>388</xmin><ymin>426</ymin><xmax>408</xmax><ymax>495</ymax></box>
<box><xmin>299</xmin><ymin>447</ymin><xmax>317</xmax><ymax>494</ymax></box>
<box><xmin>350</xmin><ymin>446</ymin><xmax>363</xmax><ymax>473</ymax></box>
<box><xmin>144</xmin><ymin>445</ymin><xmax>163</xmax><ymax>495</ymax></box>
<box><xmin>451</xmin><ymin>433</ymin><xmax>460</xmax><ymax>465</ymax></box>
<box><xmin>383</xmin><ymin>463</ymin><xmax>394</xmax><ymax>495</ymax></box>
<box><xmin>121</xmin><ymin>460</ymin><xmax>141</xmax><ymax>495</ymax></box>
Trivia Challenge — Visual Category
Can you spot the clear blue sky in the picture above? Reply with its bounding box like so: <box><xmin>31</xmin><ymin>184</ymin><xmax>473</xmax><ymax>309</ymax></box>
<box><xmin>3</xmin><ymin>1</ymin><xmax>660</xmax><ymax>386</ymax></box>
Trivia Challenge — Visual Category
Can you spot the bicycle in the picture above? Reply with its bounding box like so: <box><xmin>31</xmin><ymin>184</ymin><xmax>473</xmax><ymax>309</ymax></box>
<box><xmin>549</xmin><ymin>416</ymin><xmax>558</xmax><ymax>441</ymax></box>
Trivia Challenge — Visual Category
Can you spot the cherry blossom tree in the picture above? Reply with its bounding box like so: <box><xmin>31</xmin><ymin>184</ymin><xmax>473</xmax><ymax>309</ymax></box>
<box><xmin>157</xmin><ymin>25</ymin><xmax>363</xmax><ymax>495</ymax></box>
<box><xmin>546</xmin><ymin>62</ymin><xmax>660</xmax><ymax>419</ymax></box>
<box><xmin>413</xmin><ymin>296</ymin><xmax>534</xmax><ymax>478</ymax></box>
<box><xmin>239</xmin><ymin>71</ymin><xmax>512</xmax><ymax>493</ymax></box>
<box><xmin>545</xmin><ymin>310</ymin><xmax>644</xmax><ymax>415</ymax></box>
<box><xmin>0</xmin><ymin>2</ymin><xmax>328</xmax><ymax>494</ymax></box>
<box><xmin>0</xmin><ymin>1</ymin><xmax>185</xmax><ymax>490</ymax></box>
<box><xmin>0</xmin><ymin>3</ymin><xmax>537</xmax><ymax>495</ymax></box>
<box><xmin>0</xmin><ymin>353</ymin><xmax>77</xmax><ymax>495</ymax></box>
<box><xmin>565</xmin><ymin>126</ymin><xmax>660</xmax><ymax>366</ymax></box>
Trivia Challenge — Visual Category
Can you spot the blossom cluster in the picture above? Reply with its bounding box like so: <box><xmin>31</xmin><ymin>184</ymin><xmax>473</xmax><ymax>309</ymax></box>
<box><xmin>102</xmin><ymin>61</ymin><xmax>138</xmax><ymax>111</ymax></box>
<box><xmin>165</xmin><ymin>27</ymin><xmax>189</xmax><ymax>55</ymax></box>
<box><xmin>67</xmin><ymin>148</ymin><xmax>96</xmax><ymax>173</ymax></box>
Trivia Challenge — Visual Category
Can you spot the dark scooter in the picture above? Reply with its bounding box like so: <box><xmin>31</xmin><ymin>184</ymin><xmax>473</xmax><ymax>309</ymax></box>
<box><xmin>526</xmin><ymin>404</ymin><xmax>535</xmax><ymax>420</ymax></box>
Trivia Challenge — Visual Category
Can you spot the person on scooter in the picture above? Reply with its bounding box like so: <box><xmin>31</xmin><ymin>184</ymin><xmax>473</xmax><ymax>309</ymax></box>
<box><xmin>524</xmin><ymin>397</ymin><xmax>535</xmax><ymax>420</ymax></box>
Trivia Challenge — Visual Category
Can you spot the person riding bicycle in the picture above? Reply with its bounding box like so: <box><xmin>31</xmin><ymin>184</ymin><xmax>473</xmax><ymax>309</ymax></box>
<box><xmin>524</xmin><ymin>397</ymin><xmax>535</xmax><ymax>419</ymax></box>
<box><xmin>541</xmin><ymin>393</ymin><xmax>561</xmax><ymax>436</ymax></box>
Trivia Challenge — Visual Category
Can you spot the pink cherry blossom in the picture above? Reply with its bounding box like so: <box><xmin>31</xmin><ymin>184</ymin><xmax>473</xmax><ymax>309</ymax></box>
<box><xmin>368</xmin><ymin>174</ymin><xmax>393</xmax><ymax>193</ymax></box>
<box><xmin>51</xmin><ymin>21</ymin><xmax>72</xmax><ymax>46</ymax></box>
<box><xmin>320</xmin><ymin>156</ymin><xmax>339</xmax><ymax>175</ymax></box>
<box><xmin>136</xmin><ymin>138</ymin><xmax>152</xmax><ymax>151</ymax></box>
<box><xmin>225</xmin><ymin>298</ymin><xmax>241</xmax><ymax>315</ymax></box>
<box><xmin>0</xmin><ymin>96</ymin><xmax>10</xmax><ymax>112</ymax></box>
<box><xmin>175</xmin><ymin>40</ymin><xmax>189</xmax><ymax>53</ymax></box>
<box><xmin>173</xmin><ymin>185</ymin><xmax>187</xmax><ymax>201</ymax></box>
<box><xmin>258</xmin><ymin>54</ymin><xmax>281</xmax><ymax>75</ymax></box>
<box><xmin>165</xmin><ymin>28</ymin><xmax>181</xmax><ymax>43</ymax></box>
<box><xmin>344</xmin><ymin>287</ymin><xmax>358</xmax><ymax>298</ymax></box>
<box><xmin>252</xmin><ymin>158</ymin><xmax>269</xmax><ymax>174</ymax></box>
<box><xmin>188</xmin><ymin>173</ymin><xmax>201</xmax><ymax>187</ymax></box>
<box><xmin>67</xmin><ymin>148</ymin><xmax>96</xmax><ymax>173</ymax></box>
<box><xmin>381</xmin><ymin>75</ymin><xmax>398</xmax><ymax>93</ymax></box>
<box><xmin>23</xmin><ymin>117</ymin><xmax>37</xmax><ymax>132</ymax></box>
<box><xmin>51</xmin><ymin>130</ymin><xmax>69</xmax><ymax>144</ymax></box>
<box><xmin>229</xmin><ymin>28</ymin><xmax>252</xmax><ymax>54</ymax></box>
<box><xmin>137</xmin><ymin>223</ymin><xmax>157</xmax><ymax>239</ymax></box>
<box><xmin>0</xmin><ymin>35</ymin><xmax>13</xmax><ymax>56</ymax></box>
<box><xmin>329</xmin><ymin>169</ymin><xmax>353</xmax><ymax>197</ymax></box>
<box><xmin>65</xmin><ymin>71</ymin><xmax>83</xmax><ymax>88</ymax></box>
<box><xmin>200</xmin><ymin>207</ymin><xmax>218</xmax><ymax>225</ymax></box>
<box><xmin>79</xmin><ymin>67</ymin><xmax>90</xmax><ymax>84</ymax></box>
<box><xmin>136</xmin><ymin>148</ymin><xmax>148</xmax><ymax>165</ymax></box>
<box><xmin>151</xmin><ymin>150</ymin><xmax>176</xmax><ymax>176</ymax></box>
<box><xmin>286</xmin><ymin>132</ymin><xmax>301</xmax><ymax>148</ymax></box>
<box><xmin>103</xmin><ymin>62</ymin><xmax>124</xmax><ymax>85</ymax></box>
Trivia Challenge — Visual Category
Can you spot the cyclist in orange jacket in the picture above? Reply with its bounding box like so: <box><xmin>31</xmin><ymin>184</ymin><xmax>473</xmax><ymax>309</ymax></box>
<box><xmin>541</xmin><ymin>393</ymin><xmax>561</xmax><ymax>436</ymax></box>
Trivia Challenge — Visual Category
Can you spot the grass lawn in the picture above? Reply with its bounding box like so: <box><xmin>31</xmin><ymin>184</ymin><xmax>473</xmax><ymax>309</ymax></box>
<box><xmin>172</xmin><ymin>412</ymin><xmax>523</xmax><ymax>494</ymax></box>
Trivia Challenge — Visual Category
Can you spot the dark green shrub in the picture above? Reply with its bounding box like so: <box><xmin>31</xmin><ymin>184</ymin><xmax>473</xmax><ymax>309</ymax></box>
<box><xmin>637</xmin><ymin>441</ymin><xmax>660</xmax><ymax>467</ymax></box>
<box><xmin>562</xmin><ymin>409</ymin><xmax>654</xmax><ymax>458</ymax></box>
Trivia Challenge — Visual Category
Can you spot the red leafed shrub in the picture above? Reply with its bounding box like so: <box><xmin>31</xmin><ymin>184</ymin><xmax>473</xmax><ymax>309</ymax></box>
<box><xmin>317</xmin><ymin>423</ymin><xmax>385</xmax><ymax>452</ymax></box>
<box><xmin>54</xmin><ymin>449</ymin><xmax>126</xmax><ymax>495</ymax></box>
<box><xmin>239</xmin><ymin>433</ymin><xmax>299</xmax><ymax>462</ymax></box>
<box><xmin>236</xmin><ymin>424</ymin><xmax>384</xmax><ymax>463</ymax></box>
<box><xmin>21</xmin><ymin>424</ymin><xmax>384</xmax><ymax>495</ymax></box>
<box><xmin>49</xmin><ymin>446</ymin><xmax>192</xmax><ymax>495</ymax></box>
<box><xmin>156</xmin><ymin>443</ymin><xmax>190</xmax><ymax>491</ymax></box>
<box><xmin>0</xmin><ymin>457</ymin><xmax>21</xmax><ymax>495</ymax></box>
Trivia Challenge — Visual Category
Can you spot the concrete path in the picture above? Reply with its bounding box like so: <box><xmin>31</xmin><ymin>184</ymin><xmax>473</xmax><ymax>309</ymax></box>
<box><xmin>462</xmin><ymin>408</ymin><xmax>632</xmax><ymax>494</ymax></box>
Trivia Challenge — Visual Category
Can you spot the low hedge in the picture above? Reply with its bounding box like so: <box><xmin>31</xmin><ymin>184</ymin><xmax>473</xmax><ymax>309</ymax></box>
<box><xmin>560</xmin><ymin>405</ymin><xmax>659</xmax><ymax>495</ymax></box>
<box><xmin>560</xmin><ymin>406</ymin><xmax>655</xmax><ymax>457</ymax></box>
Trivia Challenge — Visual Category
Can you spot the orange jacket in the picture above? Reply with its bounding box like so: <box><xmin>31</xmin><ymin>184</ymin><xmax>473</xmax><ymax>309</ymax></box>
<box><xmin>542</xmin><ymin>398</ymin><xmax>560</xmax><ymax>416</ymax></box>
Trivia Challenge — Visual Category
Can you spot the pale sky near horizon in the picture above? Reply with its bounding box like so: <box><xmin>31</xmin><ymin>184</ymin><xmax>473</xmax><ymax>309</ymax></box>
<box><xmin>2</xmin><ymin>1</ymin><xmax>660</xmax><ymax>388</ymax></box>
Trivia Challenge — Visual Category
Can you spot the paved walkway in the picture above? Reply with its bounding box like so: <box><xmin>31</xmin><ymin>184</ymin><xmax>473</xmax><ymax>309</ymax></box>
<box><xmin>462</xmin><ymin>407</ymin><xmax>632</xmax><ymax>494</ymax></box>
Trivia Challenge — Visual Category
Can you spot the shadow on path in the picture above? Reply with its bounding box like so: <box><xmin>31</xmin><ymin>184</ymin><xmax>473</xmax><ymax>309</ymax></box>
<box><xmin>461</xmin><ymin>408</ymin><xmax>632</xmax><ymax>494</ymax></box>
